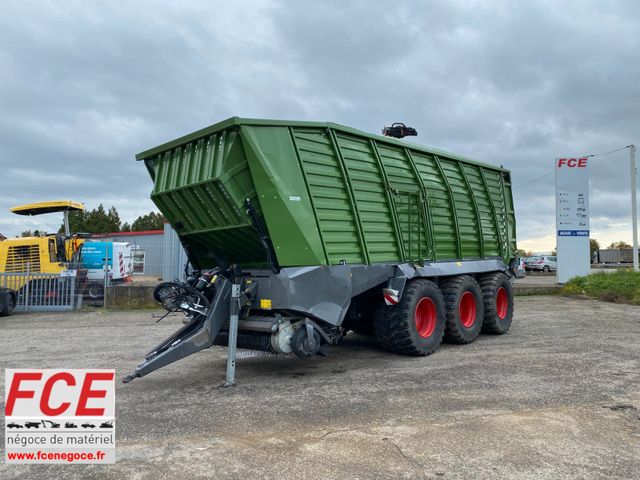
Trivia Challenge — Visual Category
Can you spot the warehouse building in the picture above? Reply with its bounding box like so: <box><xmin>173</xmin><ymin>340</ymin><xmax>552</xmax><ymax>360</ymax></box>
<box><xmin>94</xmin><ymin>224</ymin><xmax>187</xmax><ymax>281</ymax></box>
<box><xmin>162</xmin><ymin>222</ymin><xmax>188</xmax><ymax>282</ymax></box>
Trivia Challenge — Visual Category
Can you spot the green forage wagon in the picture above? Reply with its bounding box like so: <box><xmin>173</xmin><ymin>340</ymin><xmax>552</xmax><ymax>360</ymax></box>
<box><xmin>124</xmin><ymin>117</ymin><xmax>521</xmax><ymax>384</ymax></box>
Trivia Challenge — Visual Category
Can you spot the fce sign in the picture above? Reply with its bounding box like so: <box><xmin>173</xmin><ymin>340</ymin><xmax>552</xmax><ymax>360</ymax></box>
<box><xmin>4</xmin><ymin>369</ymin><xmax>115</xmax><ymax>464</ymax></box>
<box><xmin>557</xmin><ymin>157</ymin><xmax>588</xmax><ymax>168</ymax></box>
<box><xmin>555</xmin><ymin>157</ymin><xmax>590</xmax><ymax>283</ymax></box>
<box><xmin>5</xmin><ymin>371</ymin><xmax>114</xmax><ymax>417</ymax></box>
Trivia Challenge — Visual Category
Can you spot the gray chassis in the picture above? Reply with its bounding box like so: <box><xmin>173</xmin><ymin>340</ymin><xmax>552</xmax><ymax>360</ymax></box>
<box><xmin>123</xmin><ymin>259</ymin><xmax>512</xmax><ymax>384</ymax></box>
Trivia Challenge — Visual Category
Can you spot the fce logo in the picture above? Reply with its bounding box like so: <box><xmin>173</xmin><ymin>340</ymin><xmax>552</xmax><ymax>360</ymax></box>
<box><xmin>557</xmin><ymin>157</ymin><xmax>588</xmax><ymax>168</ymax></box>
<box><xmin>6</xmin><ymin>371</ymin><xmax>114</xmax><ymax>417</ymax></box>
<box><xmin>4</xmin><ymin>369</ymin><xmax>115</xmax><ymax>465</ymax></box>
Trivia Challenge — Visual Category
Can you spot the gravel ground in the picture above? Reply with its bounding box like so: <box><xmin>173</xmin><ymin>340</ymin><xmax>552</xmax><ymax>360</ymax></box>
<box><xmin>1</xmin><ymin>296</ymin><xmax>639</xmax><ymax>479</ymax></box>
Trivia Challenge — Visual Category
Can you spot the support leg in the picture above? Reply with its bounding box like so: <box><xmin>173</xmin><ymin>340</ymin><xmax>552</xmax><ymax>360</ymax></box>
<box><xmin>224</xmin><ymin>280</ymin><xmax>241</xmax><ymax>387</ymax></box>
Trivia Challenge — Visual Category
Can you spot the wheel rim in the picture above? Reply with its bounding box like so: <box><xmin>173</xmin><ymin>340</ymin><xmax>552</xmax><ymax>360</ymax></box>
<box><xmin>89</xmin><ymin>285</ymin><xmax>102</xmax><ymax>298</ymax></box>
<box><xmin>459</xmin><ymin>291</ymin><xmax>477</xmax><ymax>328</ymax></box>
<box><xmin>415</xmin><ymin>297</ymin><xmax>437</xmax><ymax>338</ymax></box>
<box><xmin>496</xmin><ymin>287</ymin><xmax>508</xmax><ymax>320</ymax></box>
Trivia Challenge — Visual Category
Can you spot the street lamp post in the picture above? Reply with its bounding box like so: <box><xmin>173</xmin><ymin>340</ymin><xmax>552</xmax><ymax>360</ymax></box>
<box><xmin>631</xmin><ymin>144</ymin><xmax>638</xmax><ymax>272</ymax></box>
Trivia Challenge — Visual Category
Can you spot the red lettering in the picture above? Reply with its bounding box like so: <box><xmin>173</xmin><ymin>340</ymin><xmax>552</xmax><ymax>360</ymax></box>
<box><xmin>76</xmin><ymin>372</ymin><xmax>114</xmax><ymax>416</ymax></box>
<box><xmin>5</xmin><ymin>372</ymin><xmax>42</xmax><ymax>416</ymax></box>
<box><xmin>558</xmin><ymin>157</ymin><xmax>588</xmax><ymax>168</ymax></box>
<box><xmin>40</xmin><ymin>372</ymin><xmax>75</xmax><ymax>416</ymax></box>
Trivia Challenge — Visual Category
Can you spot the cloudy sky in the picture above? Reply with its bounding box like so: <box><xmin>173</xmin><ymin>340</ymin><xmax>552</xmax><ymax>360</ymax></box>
<box><xmin>0</xmin><ymin>0</ymin><xmax>638</xmax><ymax>252</ymax></box>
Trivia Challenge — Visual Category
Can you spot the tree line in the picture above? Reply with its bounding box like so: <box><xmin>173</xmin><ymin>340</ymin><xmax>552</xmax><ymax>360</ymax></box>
<box><xmin>20</xmin><ymin>205</ymin><xmax>165</xmax><ymax>236</ymax></box>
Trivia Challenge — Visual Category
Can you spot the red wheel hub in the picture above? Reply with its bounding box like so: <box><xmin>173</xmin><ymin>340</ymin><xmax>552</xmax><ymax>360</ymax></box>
<box><xmin>459</xmin><ymin>291</ymin><xmax>477</xmax><ymax>328</ymax></box>
<box><xmin>496</xmin><ymin>287</ymin><xmax>508</xmax><ymax>320</ymax></box>
<box><xmin>415</xmin><ymin>297</ymin><xmax>436</xmax><ymax>338</ymax></box>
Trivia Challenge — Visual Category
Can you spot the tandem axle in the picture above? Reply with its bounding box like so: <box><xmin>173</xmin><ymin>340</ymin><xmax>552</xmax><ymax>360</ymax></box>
<box><xmin>123</xmin><ymin>259</ymin><xmax>521</xmax><ymax>385</ymax></box>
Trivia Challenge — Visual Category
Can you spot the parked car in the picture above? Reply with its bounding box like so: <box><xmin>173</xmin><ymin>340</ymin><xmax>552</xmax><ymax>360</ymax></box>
<box><xmin>526</xmin><ymin>256</ymin><xmax>557</xmax><ymax>272</ymax></box>
<box><xmin>0</xmin><ymin>287</ymin><xmax>16</xmax><ymax>316</ymax></box>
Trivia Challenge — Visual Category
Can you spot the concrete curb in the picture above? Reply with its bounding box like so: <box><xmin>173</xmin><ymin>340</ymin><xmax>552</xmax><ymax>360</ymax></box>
<box><xmin>514</xmin><ymin>285</ymin><xmax>561</xmax><ymax>296</ymax></box>
<box><xmin>105</xmin><ymin>285</ymin><xmax>156</xmax><ymax>309</ymax></box>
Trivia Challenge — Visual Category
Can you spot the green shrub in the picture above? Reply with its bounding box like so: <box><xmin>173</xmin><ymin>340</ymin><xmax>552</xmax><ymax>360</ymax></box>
<box><xmin>561</xmin><ymin>269</ymin><xmax>640</xmax><ymax>305</ymax></box>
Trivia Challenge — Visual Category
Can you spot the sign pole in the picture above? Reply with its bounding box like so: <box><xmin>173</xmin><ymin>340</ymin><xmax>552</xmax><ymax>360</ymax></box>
<box><xmin>631</xmin><ymin>145</ymin><xmax>638</xmax><ymax>272</ymax></box>
<box><xmin>555</xmin><ymin>157</ymin><xmax>590</xmax><ymax>283</ymax></box>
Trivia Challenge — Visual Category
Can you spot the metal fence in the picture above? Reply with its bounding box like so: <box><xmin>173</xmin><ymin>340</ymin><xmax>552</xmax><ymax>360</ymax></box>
<box><xmin>0</xmin><ymin>272</ymin><xmax>81</xmax><ymax>312</ymax></box>
<box><xmin>597</xmin><ymin>248</ymin><xmax>640</xmax><ymax>264</ymax></box>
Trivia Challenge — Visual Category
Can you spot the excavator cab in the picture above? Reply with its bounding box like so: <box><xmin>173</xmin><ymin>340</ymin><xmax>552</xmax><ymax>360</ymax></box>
<box><xmin>0</xmin><ymin>201</ymin><xmax>88</xmax><ymax>293</ymax></box>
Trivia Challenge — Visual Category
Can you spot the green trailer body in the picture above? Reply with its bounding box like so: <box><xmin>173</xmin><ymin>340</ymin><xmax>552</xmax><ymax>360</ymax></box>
<box><xmin>125</xmin><ymin>117</ymin><xmax>521</xmax><ymax>385</ymax></box>
<box><xmin>137</xmin><ymin>117</ymin><xmax>516</xmax><ymax>270</ymax></box>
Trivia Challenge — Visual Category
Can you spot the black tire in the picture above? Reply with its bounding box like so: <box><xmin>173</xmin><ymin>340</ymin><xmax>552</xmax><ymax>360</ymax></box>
<box><xmin>373</xmin><ymin>279</ymin><xmax>446</xmax><ymax>356</ymax></box>
<box><xmin>87</xmin><ymin>282</ymin><xmax>104</xmax><ymax>300</ymax></box>
<box><xmin>291</xmin><ymin>327</ymin><xmax>322</xmax><ymax>358</ymax></box>
<box><xmin>543</xmin><ymin>265</ymin><xmax>550</xmax><ymax>273</ymax></box>
<box><xmin>0</xmin><ymin>292</ymin><xmax>15</xmax><ymax>317</ymax></box>
<box><xmin>479</xmin><ymin>273</ymin><xmax>514</xmax><ymax>334</ymax></box>
<box><xmin>442</xmin><ymin>275</ymin><xmax>484</xmax><ymax>344</ymax></box>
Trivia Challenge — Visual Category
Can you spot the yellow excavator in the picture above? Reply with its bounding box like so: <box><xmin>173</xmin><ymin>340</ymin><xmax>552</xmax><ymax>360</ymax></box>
<box><xmin>0</xmin><ymin>200</ymin><xmax>89</xmax><ymax>293</ymax></box>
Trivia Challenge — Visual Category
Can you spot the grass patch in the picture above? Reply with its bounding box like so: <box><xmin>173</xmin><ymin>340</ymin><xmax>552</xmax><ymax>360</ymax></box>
<box><xmin>561</xmin><ymin>269</ymin><xmax>640</xmax><ymax>305</ymax></box>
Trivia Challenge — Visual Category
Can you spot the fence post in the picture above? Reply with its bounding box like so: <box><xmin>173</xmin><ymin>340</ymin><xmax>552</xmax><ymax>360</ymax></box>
<box><xmin>70</xmin><ymin>272</ymin><xmax>76</xmax><ymax>309</ymax></box>
<box><xmin>25</xmin><ymin>262</ymin><xmax>30</xmax><ymax>312</ymax></box>
<box><xmin>103</xmin><ymin>244</ymin><xmax>109</xmax><ymax>309</ymax></box>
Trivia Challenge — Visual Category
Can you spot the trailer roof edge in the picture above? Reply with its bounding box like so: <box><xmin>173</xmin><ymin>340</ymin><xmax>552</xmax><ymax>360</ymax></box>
<box><xmin>135</xmin><ymin>117</ymin><xmax>510</xmax><ymax>173</ymax></box>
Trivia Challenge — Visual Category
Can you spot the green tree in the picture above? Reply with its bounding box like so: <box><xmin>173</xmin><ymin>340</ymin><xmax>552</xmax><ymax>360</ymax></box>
<box><xmin>107</xmin><ymin>207</ymin><xmax>121</xmax><ymax>231</ymax></box>
<box><xmin>65</xmin><ymin>209</ymin><xmax>87</xmax><ymax>233</ymax></box>
<box><xmin>61</xmin><ymin>204</ymin><xmax>121</xmax><ymax>234</ymax></box>
<box><xmin>590</xmin><ymin>238</ymin><xmax>600</xmax><ymax>257</ymax></box>
<box><xmin>121</xmin><ymin>222</ymin><xmax>131</xmax><ymax>232</ymax></box>
<box><xmin>85</xmin><ymin>204</ymin><xmax>121</xmax><ymax>233</ymax></box>
<box><xmin>609</xmin><ymin>241</ymin><xmax>632</xmax><ymax>249</ymax></box>
<box><xmin>131</xmin><ymin>211</ymin><xmax>165</xmax><ymax>231</ymax></box>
